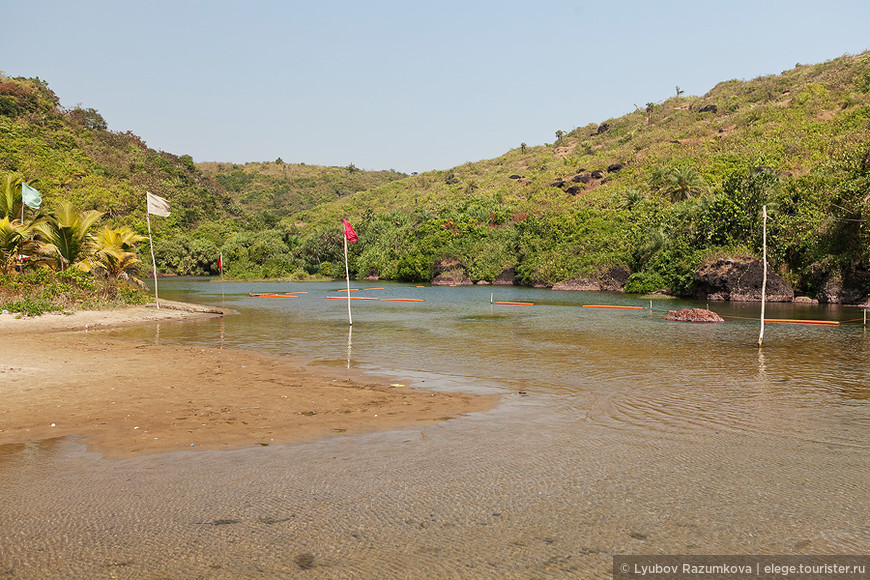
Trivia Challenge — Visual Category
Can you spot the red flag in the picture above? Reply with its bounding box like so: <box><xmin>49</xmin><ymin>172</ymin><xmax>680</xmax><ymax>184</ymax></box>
<box><xmin>217</xmin><ymin>252</ymin><xmax>223</xmax><ymax>272</ymax></box>
<box><xmin>342</xmin><ymin>219</ymin><xmax>358</xmax><ymax>243</ymax></box>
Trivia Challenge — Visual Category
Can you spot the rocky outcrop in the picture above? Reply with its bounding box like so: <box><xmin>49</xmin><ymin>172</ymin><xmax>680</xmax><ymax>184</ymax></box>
<box><xmin>665</xmin><ymin>308</ymin><xmax>724</xmax><ymax>323</ymax></box>
<box><xmin>819</xmin><ymin>271</ymin><xmax>868</xmax><ymax>304</ymax></box>
<box><xmin>694</xmin><ymin>257</ymin><xmax>794</xmax><ymax>302</ymax></box>
<box><xmin>552</xmin><ymin>266</ymin><xmax>630</xmax><ymax>292</ymax></box>
<box><xmin>431</xmin><ymin>258</ymin><xmax>472</xmax><ymax>286</ymax></box>
<box><xmin>493</xmin><ymin>268</ymin><xmax>517</xmax><ymax>286</ymax></box>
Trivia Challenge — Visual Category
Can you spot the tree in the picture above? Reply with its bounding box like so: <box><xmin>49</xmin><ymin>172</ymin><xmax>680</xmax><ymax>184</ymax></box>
<box><xmin>520</xmin><ymin>143</ymin><xmax>527</xmax><ymax>154</ymax></box>
<box><xmin>80</xmin><ymin>226</ymin><xmax>144</xmax><ymax>281</ymax></box>
<box><xmin>35</xmin><ymin>202</ymin><xmax>103</xmax><ymax>271</ymax></box>
<box><xmin>0</xmin><ymin>217</ymin><xmax>38</xmax><ymax>274</ymax></box>
<box><xmin>0</xmin><ymin>173</ymin><xmax>23</xmax><ymax>220</ymax></box>
<box><xmin>653</xmin><ymin>166</ymin><xmax>707</xmax><ymax>202</ymax></box>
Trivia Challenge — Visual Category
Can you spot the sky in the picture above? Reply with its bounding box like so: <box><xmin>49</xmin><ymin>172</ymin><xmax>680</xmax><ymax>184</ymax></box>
<box><xmin>3</xmin><ymin>0</ymin><xmax>870</xmax><ymax>174</ymax></box>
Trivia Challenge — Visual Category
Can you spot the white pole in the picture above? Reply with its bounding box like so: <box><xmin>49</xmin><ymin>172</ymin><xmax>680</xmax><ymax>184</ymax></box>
<box><xmin>344</xmin><ymin>234</ymin><xmax>352</xmax><ymax>326</ymax></box>
<box><xmin>146</xmin><ymin>210</ymin><xmax>160</xmax><ymax>309</ymax></box>
<box><xmin>758</xmin><ymin>205</ymin><xmax>767</xmax><ymax>347</ymax></box>
<box><xmin>219</xmin><ymin>251</ymin><xmax>225</xmax><ymax>308</ymax></box>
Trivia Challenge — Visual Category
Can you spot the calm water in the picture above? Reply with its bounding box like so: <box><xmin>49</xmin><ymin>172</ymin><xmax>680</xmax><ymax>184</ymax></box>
<box><xmin>1</xmin><ymin>278</ymin><xmax>868</xmax><ymax>578</ymax></box>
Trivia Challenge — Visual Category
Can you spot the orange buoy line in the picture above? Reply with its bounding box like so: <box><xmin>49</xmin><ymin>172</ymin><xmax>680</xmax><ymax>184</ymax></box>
<box><xmin>582</xmin><ymin>305</ymin><xmax>644</xmax><ymax>310</ymax></box>
<box><xmin>284</xmin><ymin>291</ymin><xmax>308</xmax><ymax>295</ymax></box>
<box><xmin>765</xmin><ymin>318</ymin><xmax>840</xmax><ymax>326</ymax></box>
<box><xmin>361</xmin><ymin>287</ymin><xmax>385</xmax><ymax>291</ymax></box>
<box><xmin>251</xmin><ymin>293</ymin><xmax>299</xmax><ymax>298</ymax></box>
<box><xmin>326</xmin><ymin>296</ymin><xmax>379</xmax><ymax>301</ymax></box>
<box><xmin>495</xmin><ymin>301</ymin><xmax>534</xmax><ymax>306</ymax></box>
<box><xmin>381</xmin><ymin>298</ymin><xmax>425</xmax><ymax>302</ymax></box>
<box><xmin>336</xmin><ymin>288</ymin><xmax>360</xmax><ymax>292</ymax></box>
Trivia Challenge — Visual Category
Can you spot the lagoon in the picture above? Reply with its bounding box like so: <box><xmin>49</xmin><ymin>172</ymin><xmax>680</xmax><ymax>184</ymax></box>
<box><xmin>1</xmin><ymin>278</ymin><xmax>868</xmax><ymax>578</ymax></box>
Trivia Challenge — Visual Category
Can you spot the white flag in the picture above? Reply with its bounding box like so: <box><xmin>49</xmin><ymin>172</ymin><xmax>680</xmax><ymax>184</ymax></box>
<box><xmin>146</xmin><ymin>191</ymin><xmax>170</xmax><ymax>217</ymax></box>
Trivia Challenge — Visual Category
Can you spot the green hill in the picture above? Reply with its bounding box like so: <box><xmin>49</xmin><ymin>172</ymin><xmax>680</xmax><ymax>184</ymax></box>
<box><xmin>3</xmin><ymin>52</ymin><xmax>870</xmax><ymax>300</ymax></box>
<box><xmin>287</xmin><ymin>52</ymin><xmax>870</xmax><ymax>300</ymax></box>
<box><xmin>198</xmin><ymin>160</ymin><xmax>406</xmax><ymax>225</ymax></box>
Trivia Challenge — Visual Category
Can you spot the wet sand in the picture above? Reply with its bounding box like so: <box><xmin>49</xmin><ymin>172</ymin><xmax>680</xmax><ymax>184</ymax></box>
<box><xmin>0</xmin><ymin>303</ymin><xmax>498</xmax><ymax>458</ymax></box>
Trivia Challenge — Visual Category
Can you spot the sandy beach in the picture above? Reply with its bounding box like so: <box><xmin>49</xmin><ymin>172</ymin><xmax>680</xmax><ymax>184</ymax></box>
<box><xmin>0</xmin><ymin>303</ymin><xmax>498</xmax><ymax>459</ymax></box>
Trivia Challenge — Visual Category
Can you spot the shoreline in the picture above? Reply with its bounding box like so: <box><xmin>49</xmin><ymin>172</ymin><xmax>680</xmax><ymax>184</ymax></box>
<box><xmin>0</xmin><ymin>303</ymin><xmax>499</xmax><ymax>459</ymax></box>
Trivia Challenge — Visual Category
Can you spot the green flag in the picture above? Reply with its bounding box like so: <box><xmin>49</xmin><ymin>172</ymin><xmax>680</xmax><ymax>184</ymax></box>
<box><xmin>21</xmin><ymin>182</ymin><xmax>41</xmax><ymax>209</ymax></box>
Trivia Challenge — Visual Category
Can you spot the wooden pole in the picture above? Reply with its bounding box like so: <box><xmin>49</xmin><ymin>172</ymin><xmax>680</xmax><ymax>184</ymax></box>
<box><xmin>344</xmin><ymin>234</ymin><xmax>352</xmax><ymax>326</ymax></box>
<box><xmin>758</xmin><ymin>205</ymin><xmax>767</xmax><ymax>347</ymax></box>
<box><xmin>146</xmin><ymin>210</ymin><xmax>160</xmax><ymax>309</ymax></box>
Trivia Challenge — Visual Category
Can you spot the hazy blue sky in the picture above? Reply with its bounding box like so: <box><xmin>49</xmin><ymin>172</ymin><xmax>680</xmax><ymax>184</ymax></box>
<box><xmin>3</xmin><ymin>0</ymin><xmax>869</xmax><ymax>173</ymax></box>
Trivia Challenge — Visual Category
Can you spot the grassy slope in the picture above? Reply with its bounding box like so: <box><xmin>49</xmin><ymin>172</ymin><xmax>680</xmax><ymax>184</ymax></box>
<box><xmin>285</xmin><ymin>53</ymin><xmax>870</xmax><ymax>294</ymax></box>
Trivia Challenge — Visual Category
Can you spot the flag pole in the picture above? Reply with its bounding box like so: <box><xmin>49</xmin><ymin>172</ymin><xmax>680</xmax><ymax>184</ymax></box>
<box><xmin>146</xmin><ymin>209</ymin><xmax>160</xmax><ymax>309</ymax></box>
<box><xmin>219</xmin><ymin>251</ymin><xmax>225</xmax><ymax>308</ymax></box>
<box><xmin>344</xmin><ymin>233</ymin><xmax>353</xmax><ymax>326</ymax></box>
<box><xmin>758</xmin><ymin>205</ymin><xmax>767</xmax><ymax>347</ymax></box>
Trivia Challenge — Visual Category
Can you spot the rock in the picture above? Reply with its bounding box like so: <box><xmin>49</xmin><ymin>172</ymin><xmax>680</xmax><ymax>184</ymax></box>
<box><xmin>665</xmin><ymin>308</ymin><xmax>724</xmax><ymax>323</ymax></box>
<box><xmin>552</xmin><ymin>267</ymin><xmax>630</xmax><ymax>292</ymax></box>
<box><xmin>509</xmin><ymin>174</ymin><xmax>522</xmax><ymax>179</ymax></box>
<box><xmin>475</xmin><ymin>280</ymin><xmax>491</xmax><ymax>285</ymax></box>
<box><xmin>596</xmin><ymin>123</ymin><xmax>610</xmax><ymax>135</ymax></box>
<box><xmin>607</xmin><ymin>162</ymin><xmax>624</xmax><ymax>173</ymax></box>
<box><xmin>431</xmin><ymin>259</ymin><xmax>472</xmax><ymax>286</ymax></box>
<box><xmin>573</xmin><ymin>174</ymin><xmax>592</xmax><ymax>183</ymax></box>
<box><xmin>549</xmin><ymin>179</ymin><xmax>566</xmax><ymax>188</ymax></box>
<box><xmin>552</xmin><ymin>279</ymin><xmax>600</xmax><ymax>291</ymax></box>
<box><xmin>590</xmin><ymin>170</ymin><xmax>604</xmax><ymax>179</ymax></box>
<box><xmin>793</xmin><ymin>296</ymin><xmax>819</xmax><ymax>305</ymax></box>
<box><xmin>364</xmin><ymin>269</ymin><xmax>380</xmax><ymax>281</ymax></box>
<box><xmin>819</xmin><ymin>273</ymin><xmax>867</xmax><ymax>304</ymax></box>
<box><xmin>493</xmin><ymin>268</ymin><xmax>517</xmax><ymax>286</ymax></box>
<box><xmin>698</xmin><ymin>104</ymin><xmax>718</xmax><ymax>114</ymax></box>
<box><xmin>694</xmin><ymin>257</ymin><xmax>794</xmax><ymax>302</ymax></box>
<box><xmin>565</xmin><ymin>185</ymin><xmax>581</xmax><ymax>195</ymax></box>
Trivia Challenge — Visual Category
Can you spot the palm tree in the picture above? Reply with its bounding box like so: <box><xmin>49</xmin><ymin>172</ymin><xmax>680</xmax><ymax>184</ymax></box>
<box><xmin>0</xmin><ymin>216</ymin><xmax>44</xmax><ymax>274</ymax></box>
<box><xmin>80</xmin><ymin>226</ymin><xmax>144</xmax><ymax>281</ymax></box>
<box><xmin>0</xmin><ymin>173</ymin><xmax>23</xmax><ymax>220</ymax></box>
<box><xmin>35</xmin><ymin>201</ymin><xmax>104</xmax><ymax>271</ymax></box>
<box><xmin>654</xmin><ymin>166</ymin><xmax>707</xmax><ymax>202</ymax></box>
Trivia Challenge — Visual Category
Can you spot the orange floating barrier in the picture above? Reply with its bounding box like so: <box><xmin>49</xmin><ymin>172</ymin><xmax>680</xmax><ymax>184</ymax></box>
<box><xmin>327</xmin><ymin>296</ymin><xmax>379</xmax><ymax>301</ymax></box>
<box><xmin>381</xmin><ymin>298</ymin><xmax>425</xmax><ymax>302</ymax></box>
<box><xmin>495</xmin><ymin>301</ymin><xmax>534</xmax><ymax>306</ymax></box>
<box><xmin>284</xmin><ymin>291</ymin><xmax>308</xmax><ymax>295</ymax></box>
<box><xmin>361</xmin><ymin>287</ymin><xmax>384</xmax><ymax>291</ymax></box>
<box><xmin>582</xmin><ymin>305</ymin><xmax>644</xmax><ymax>310</ymax></box>
<box><xmin>252</xmin><ymin>293</ymin><xmax>299</xmax><ymax>298</ymax></box>
<box><xmin>336</xmin><ymin>288</ymin><xmax>360</xmax><ymax>292</ymax></box>
<box><xmin>765</xmin><ymin>318</ymin><xmax>840</xmax><ymax>326</ymax></box>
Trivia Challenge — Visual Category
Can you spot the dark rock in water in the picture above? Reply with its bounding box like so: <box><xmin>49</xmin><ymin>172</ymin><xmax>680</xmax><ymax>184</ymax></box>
<box><xmin>665</xmin><ymin>308</ymin><xmax>724</xmax><ymax>323</ymax></box>
<box><xmin>552</xmin><ymin>266</ymin><xmax>630</xmax><ymax>292</ymax></box>
<box><xmin>694</xmin><ymin>257</ymin><xmax>794</xmax><ymax>302</ymax></box>
<box><xmin>431</xmin><ymin>258</ymin><xmax>472</xmax><ymax>286</ymax></box>
<box><xmin>818</xmin><ymin>270</ymin><xmax>869</xmax><ymax>304</ymax></box>
<box><xmin>553</xmin><ymin>279</ymin><xmax>600</xmax><ymax>291</ymax></box>
<box><xmin>493</xmin><ymin>268</ymin><xmax>517</xmax><ymax>286</ymax></box>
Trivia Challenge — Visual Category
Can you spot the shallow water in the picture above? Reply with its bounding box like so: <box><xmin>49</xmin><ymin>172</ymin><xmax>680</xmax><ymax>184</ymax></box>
<box><xmin>1</xmin><ymin>279</ymin><xmax>868</xmax><ymax>578</ymax></box>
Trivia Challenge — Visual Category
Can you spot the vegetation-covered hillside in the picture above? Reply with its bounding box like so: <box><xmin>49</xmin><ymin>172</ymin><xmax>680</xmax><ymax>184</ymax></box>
<box><xmin>288</xmin><ymin>52</ymin><xmax>870</xmax><ymax>300</ymax></box>
<box><xmin>3</xmin><ymin>52</ymin><xmax>870</xmax><ymax>302</ymax></box>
